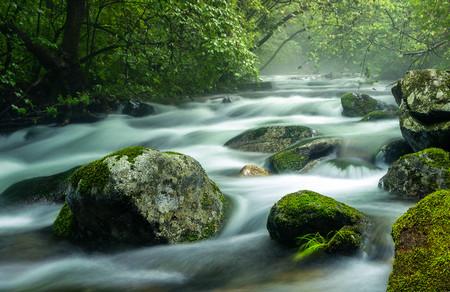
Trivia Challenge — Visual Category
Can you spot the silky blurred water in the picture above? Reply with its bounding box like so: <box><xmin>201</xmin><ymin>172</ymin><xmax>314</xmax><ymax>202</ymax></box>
<box><xmin>0</xmin><ymin>75</ymin><xmax>411</xmax><ymax>291</ymax></box>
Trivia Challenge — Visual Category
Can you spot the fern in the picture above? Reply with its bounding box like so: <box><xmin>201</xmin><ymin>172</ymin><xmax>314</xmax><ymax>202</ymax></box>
<box><xmin>293</xmin><ymin>233</ymin><xmax>328</xmax><ymax>262</ymax></box>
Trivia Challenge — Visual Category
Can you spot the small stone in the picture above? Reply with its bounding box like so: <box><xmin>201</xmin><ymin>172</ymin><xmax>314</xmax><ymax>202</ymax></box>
<box><xmin>239</xmin><ymin>164</ymin><xmax>269</xmax><ymax>176</ymax></box>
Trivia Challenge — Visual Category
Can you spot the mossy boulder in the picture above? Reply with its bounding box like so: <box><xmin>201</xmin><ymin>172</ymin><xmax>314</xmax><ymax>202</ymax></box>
<box><xmin>0</xmin><ymin>167</ymin><xmax>78</xmax><ymax>204</ymax></box>
<box><xmin>387</xmin><ymin>190</ymin><xmax>450</xmax><ymax>292</ymax></box>
<box><xmin>224</xmin><ymin>125</ymin><xmax>315</xmax><ymax>153</ymax></box>
<box><xmin>341</xmin><ymin>92</ymin><xmax>391</xmax><ymax>117</ymax></box>
<box><xmin>239</xmin><ymin>164</ymin><xmax>269</xmax><ymax>176</ymax></box>
<box><xmin>54</xmin><ymin>146</ymin><xmax>226</xmax><ymax>246</ymax></box>
<box><xmin>267</xmin><ymin>137</ymin><xmax>342</xmax><ymax>173</ymax></box>
<box><xmin>376</xmin><ymin>138</ymin><xmax>413</xmax><ymax>165</ymax></box>
<box><xmin>266</xmin><ymin>190</ymin><xmax>367</xmax><ymax>249</ymax></box>
<box><xmin>393</xmin><ymin>69</ymin><xmax>450</xmax><ymax>151</ymax></box>
<box><xmin>379</xmin><ymin>148</ymin><xmax>450</xmax><ymax>199</ymax></box>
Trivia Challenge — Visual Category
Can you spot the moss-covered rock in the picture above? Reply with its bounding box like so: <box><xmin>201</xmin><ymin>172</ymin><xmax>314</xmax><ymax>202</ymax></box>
<box><xmin>379</xmin><ymin>148</ymin><xmax>450</xmax><ymax>199</ymax></box>
<box><xmin>387</xmin><ymin>190</ymin><xmax>450</xmax><ymax>292</ymax></box>
<box><xmin>341</xmin><ymin>92</ymin><xmax>390</xmax><ymax>117</ymax></box>
<box><xmin>239</xmin><ymin>164</ymin><xmax>269</xmax><ymax>176</ymax></box>
<box><xmin>376</xmin><ymin>138</ymin><xmax>413</xmax><ymax>165</ymax></box>
<box><xmin>0</xmin><ymin>167</ymin><xmax>78</xmax><ymax>204</ymax></box>
<box><xmin>55</xmin><ymin>146</ymin><xmax>226</xmax><ymax>246</ymax></box>
<box><xmin>267</xmin><ymin>137</ymin><xmax>342</xmax><ymax>173</ymax></box>
<box><xmin>394</xmin><ymin>69</ymin><xmax>450</xmax><ymax>151</ymax></box>
<box><xmin>53</xmin><ymin>202</ymin><xmax>75</xmax><ymax>238</ymax></box>
<box><xmin>266</xmin><ymin>190</ymin><xmax>367</xmax><ymax>248</ymax></box>
<box><xmin>360</xmin><ymin>109</ymin><xmax>398</xmax><ymax>122</ymax></box>
<box><xmin>224</xmin><ymin>125</ymin><xmax>315</xmax><ymax>153</ymax></box>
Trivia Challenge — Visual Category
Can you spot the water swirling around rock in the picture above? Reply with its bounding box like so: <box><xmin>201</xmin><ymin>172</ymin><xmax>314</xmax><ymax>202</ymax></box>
<box><xmin>0</xmin><ymin>75</ymin><xmax>412</xmax><ymax>291</ymax></box>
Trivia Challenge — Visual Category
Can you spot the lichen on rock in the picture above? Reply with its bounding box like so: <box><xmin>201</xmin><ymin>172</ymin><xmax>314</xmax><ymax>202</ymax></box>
<box><xmin>394</xmin><ymin>69</ymin><xmax>450</xmax><ymax>151</ymax></box>
<box><xmin>379</xmin><ymin>147</ymin><xmax>450</xmax><ymax>199</ymax></box>
<box><xmin>224</xmin><ymin>125</ymin><xmax>315</xmax><ymax>153</ymax></box>
<box><xmin>54</xmin><ymin>146</ymin><xmax>226</xmax><ymax>246</ymax></box>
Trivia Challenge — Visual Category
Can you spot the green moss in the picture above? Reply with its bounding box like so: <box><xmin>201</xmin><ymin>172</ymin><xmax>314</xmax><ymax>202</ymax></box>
<box><xmin>270</xmin><ymin>150</ymin><xmax>307</xmax><ymax>173</ymax></box>
<box><xmin>70</xmin><ymin>160</ymin><xmax>110</xmax><ymax>196</ymax></box>
<box><xmin>104</xmin><ymin>145</ymin><xmax>147</xmax><ymax>163</ymax></box>
<box><xmin>326</xmin><ymin>227</ymin><xmax>362</xmax><ymax>254</ymax></box>
<box><xmin>53</xmin><ymin>202</ymin><xmax>75</xmax><ymax>238</ymax></box>
<box><xmin>361</xmin><ymin>109</ymin><xmax>398</xmax><ymax>121</ymax></box>
<box><xmin>276</xmin><ymin>191</ymin><xmax>364</xmax><ymax>226</ymax></box>
<box><xmin>388</xmin><ymin>190</ymin><xmax>450</xmax><ymax>291</ymax></box>
<box><xmin>201</xmin><ymin>194</ymin><xmax>214</xmax><ymax>208</ymax></box>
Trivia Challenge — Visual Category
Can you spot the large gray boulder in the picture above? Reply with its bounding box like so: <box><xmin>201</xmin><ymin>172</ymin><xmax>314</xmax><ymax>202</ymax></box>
<box><xmin>393</xmin><ymin>69</ymin><xmax>450</xmax><ymax>151</ymax></box>
<box><xmin>224</xmin><ymin>125</ymin><xmax>315</xmax><ymax>153</ymax></box>
<box><xmin>53</xmin><ymin>146</ymin><xmax>226</xmax><ymax>245</ymax></box>
<box><xmin>379</xmin><ymin>148</ymin><xmax>450</xmax><ymax>199</ymax></box>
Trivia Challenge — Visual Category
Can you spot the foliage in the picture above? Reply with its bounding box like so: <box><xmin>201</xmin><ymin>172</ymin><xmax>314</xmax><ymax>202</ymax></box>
<box><xmin>0</xmin><ymin>0</ymin><xmax>257</xmax><ymax>121</ymax></box>
<box><xmin>247</xmin><ymin>0</ymin><xmax>449</xmax><ymax>77</ymax></box>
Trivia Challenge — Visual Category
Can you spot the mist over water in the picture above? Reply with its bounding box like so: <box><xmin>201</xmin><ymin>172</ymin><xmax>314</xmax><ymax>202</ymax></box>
<box><xmin>0</xmin><ymin>75</ymin><xmax>412</xmax><ymax>291</ymax></box>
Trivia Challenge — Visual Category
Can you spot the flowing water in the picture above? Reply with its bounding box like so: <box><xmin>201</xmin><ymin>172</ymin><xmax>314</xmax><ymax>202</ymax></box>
<box><xmin>0</xmin><ymin>75</ymin><xmax>412</xmax><ymax>291</ymax></box>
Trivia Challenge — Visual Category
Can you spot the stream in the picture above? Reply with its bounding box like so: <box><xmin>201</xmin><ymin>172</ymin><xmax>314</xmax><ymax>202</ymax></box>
<box><xmin>0</xmin><ymin>75</ymin><xmax>412</xmax><ymax>291</ymax></box>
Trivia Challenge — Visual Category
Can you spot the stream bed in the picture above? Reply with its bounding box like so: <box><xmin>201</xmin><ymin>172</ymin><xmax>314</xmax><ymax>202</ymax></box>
<box><xmin>0</xmin><ymin>75</ymin><xmax>412</xmax><ymax>291</ymax></box>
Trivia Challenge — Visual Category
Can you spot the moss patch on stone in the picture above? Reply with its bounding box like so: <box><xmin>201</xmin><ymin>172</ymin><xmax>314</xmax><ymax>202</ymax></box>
<box><xmin>269</xmin><ymin>150</ymin><xmax>307</xmax><ymax>173</ymax></box>
<box><xmin>361</xmin><ymin>109</ymin><xmax>398</xmax><ymax>121</ymax></box>
<box><xmin>53</xmin><ymin>202</ymin><xmax>75</xmax><ymax>238</ymax></box>
<box><xmin>70</xmin><ymin>159</ymin><xmax>110</xmax><ymax>196</ymax></box>
<box><xmin>104</xmin><ymin>145</ymin><xmax>147</xmax><ymax>163</ymax></box>
<box><xmin>388</xmin><ymin>189</ymin><xmax>450</xmax><ymax>292</ymax></box>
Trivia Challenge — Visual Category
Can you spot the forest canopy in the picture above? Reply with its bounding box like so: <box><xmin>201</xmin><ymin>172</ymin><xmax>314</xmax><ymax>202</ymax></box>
<box><xmin>0</xmin><ymin>0</ymin><xmax>449</xmax><ymax>123</ymax></box>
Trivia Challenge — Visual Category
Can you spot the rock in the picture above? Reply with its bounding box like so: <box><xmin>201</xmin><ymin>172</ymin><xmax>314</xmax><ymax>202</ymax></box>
<box><xmin>122</xmin><ymin>100</ymin><xmax>155</xmax><ymax>117</ymax></box>
<box><xmin>387</xmin><ymin>190</ymin><xmax>450</xmax><ymax>292</ymax></box>
<box><xmin>224</xmin><ymin>125</ymin><xmax>315</xmax><ymax>153</ymax></box>
<box><xmin>54</xmin><ymin>146</ymin><xmax>225</xmax><ymax>246</ymax></box>
<box><xmin>341</xmin><ymin>92</ymin><xmax>389</xmax><ymax>117</ymax></box>
<box><xmin>267</xmin><ymin>137</ymin><xmax>342</xmax><ymax>173</ymax></box>
<box><xmin>394</xmin><ymin>69</ymin><xmax>450</xmax><ymax>151</ymax></box>
<box><xmin>376</xmin><ymin>138</ymin><xmax>413</xmax><ymax>164</ymax></box>
<box><xmin>266</xmin><ymin>190</ymin><xmax>366</xmax><ymax>252</ymax></box>
<box><xmin>379</xmin><ymin>148</ymin><xmax>450</xmax><ymax>199</ymax></box>
<box><xmin>360</xmin><ymin>108</ymin><xmax>398</xmax><ymax>121</ymax></box>
<box><xmin>0</xmin><ymin>167</ymin><xmax>78</xmax><ymax>204</ymax></box>
<box><xmin>222</xmin><ymin>96</ymin><xmax>233</xmax><ymax>104</ymax></box>
<box><xmin>239</xmin><ymin>164</ymin><xmax>269</xmax><ymax>176</ymax></box>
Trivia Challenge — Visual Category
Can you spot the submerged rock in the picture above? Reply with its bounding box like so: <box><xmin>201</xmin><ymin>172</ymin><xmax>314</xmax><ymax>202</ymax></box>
<box><xmin>387</xmin><ymin>190</ymin><xmax>450</xmax><ymax>292</ymax></box>
<box><xmin>239</xmin><ymin>164</ymin><xmax>269</xmax><ymax>177</ymax></box>
<box><xmin>224</xmin><ymin>125</ymin><xmax>315</xmax><ymax>153</ymax></box>
<box><xmin>376</xmin><ymin>138</ymin><xmax>413</xmax><ymax>165</ymax></box>
<box><xmin>54</xmin><ymin>146</ymin><xmax>225</xmax><ymax>246</ymax></box>
<box><xmin>0</xmin><ymin>167</ymin><xmax>78</xmax><ymax>204</ymax></box>
<box><xmin>266</xmin><ymin>190</ymin><xmax>366</xmax><ymax>253</ymax></box>
<box><xmin>267</xmin><ymin>137</ymin><xmax>342</xmax><ymax>173</ymax></box>
<box><xmin>393</xmin><ymin>69</ymin><xmax>450</xmax><ymax>151</ymax></box>
<box><xmin>341</xmin><ymin>92</ymin><xmax>392</xmax><ymax>117</ymax></box>
<box><xmin>360</xmin><ymin>109</ymin><xmax>398</xmax><ymax>122</ymax></box>
<box><xmin>122</xmin><ymin>100</ymin><xmax>155</xmax><ymax>117</ymax></box>
<box><xmin>379</xmin><ymin>148</ymin><xmax>450</xmax><ymax>199</ymax></box>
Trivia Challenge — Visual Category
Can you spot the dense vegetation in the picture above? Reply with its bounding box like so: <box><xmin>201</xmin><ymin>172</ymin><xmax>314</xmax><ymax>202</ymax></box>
<box><xmin>0</xmin><ymin>0</ymin><xmax>448</xmax><ymax>127</ymax></box>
